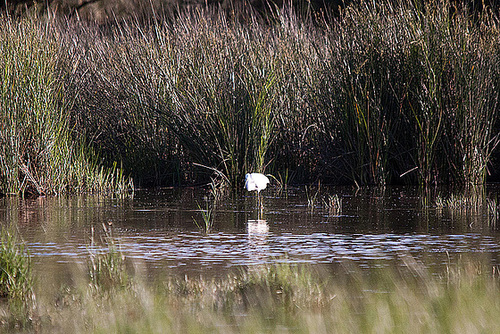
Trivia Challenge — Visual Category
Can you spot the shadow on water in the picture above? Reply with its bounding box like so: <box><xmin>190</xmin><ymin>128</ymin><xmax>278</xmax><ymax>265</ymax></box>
<box><xmin>1</xmin><ymin>185</ymin><xmax>500</xmax><ymax>280</ymax></box>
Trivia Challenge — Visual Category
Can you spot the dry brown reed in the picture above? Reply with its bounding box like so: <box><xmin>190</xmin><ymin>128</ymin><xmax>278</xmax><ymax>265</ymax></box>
<box><xmin>3</xmin><ymin>0</ymin><xmax>500</xmax><ymax>190</ymax></box>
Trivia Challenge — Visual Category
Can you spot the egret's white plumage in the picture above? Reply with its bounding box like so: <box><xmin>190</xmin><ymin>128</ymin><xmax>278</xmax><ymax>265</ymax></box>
<box><xmin>245</xmin><ymin>173</ymin><xmax>269</xmax><ymax>193</ymax></box>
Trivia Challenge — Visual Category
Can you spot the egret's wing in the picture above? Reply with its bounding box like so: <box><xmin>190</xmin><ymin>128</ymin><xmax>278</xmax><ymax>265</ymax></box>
<box><xmin>246</xmin><ymin>182</ymin><xmax>257</xmax><ymax>191</ymax></box>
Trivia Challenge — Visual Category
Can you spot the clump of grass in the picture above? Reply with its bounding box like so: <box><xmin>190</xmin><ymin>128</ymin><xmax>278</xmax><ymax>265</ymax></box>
<box><xmin>323</xmin><ymin>193</ymin><xmax>342</xmax><ymax>216</ymax></box>
<box><xmin>487</xmin><ymin>197</ymin><xmax>498</xmax><ymax>222</ymax></box>
<box><xmin>193</xmin><ymin>200</ymin><xmax>215</xmax><ymax>233</ymax></box>
<box><xmin>305</xmin><ymin>184</ymin><xmax>321</xmax><ymax>213</ymax></box>
<box><xmin>0</xmin><ymin>226</ymin><xmax>34</xmax><ymax>330</ymax></box>
<box><xmin>432</xmin><ymin>189</ymin><xmax>499</xmax><ymax>228</ymax></box>
<box><xmin>0</xmin><ymin>14</ymin><xmax>133</xmax><ymax>196</ymax></box>
<box><xmin>236</xmin><ymin>262</ymin><xmax>326</xmax><ymax>314</ymax></box>
<box><xmin>87</xmin><ymin>223</ymin><xmax>129</xmax><ymax>292</ymax></box>
<box><xmin>0</xmin><ymin>227</ymin><xmax>34</xmax><ymax>302</ymax></box>
<box><xmin>435</xmin><ymin>194</ymin><xmax>445</xmax><ymax>209</ymax></box>
<box><xmin>17</xmin><ymin>256</ymin><xmax>500</xmax><ymax>333</ymax></box>
<box><xmin>193</xmin><ymin>177</ymin><xmax>226</xmax><ymax>233</ymax></box>
<box><xmin>306</xmin><ymin>185</ymin><xmax>343</xmax><ymax>215</ymax></box>
<box><xmin>308</xmin><ymin>0</ymin><xmax>499</xmax><ymax>187</ymax></box>
<box><xmin>0</xmin><ymin>15</ymin><xmax>67</xmax><ymax>195</ymax></box>
<box><xmin>155</xmin><ymin>11</ymin><xmax>283</xmax><ymax>186</ymax></box>
<box><xmin>434</xmin><ymin>188</ymin><xmax>487</xmax><ymax>211</ymax></box>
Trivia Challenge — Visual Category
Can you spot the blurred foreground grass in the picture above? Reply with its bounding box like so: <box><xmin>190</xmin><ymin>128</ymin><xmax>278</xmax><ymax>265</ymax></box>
<box><xmin>1</xmin><ymin>225</ymin><xmax>499</xmax><ymax>333</ymax></box>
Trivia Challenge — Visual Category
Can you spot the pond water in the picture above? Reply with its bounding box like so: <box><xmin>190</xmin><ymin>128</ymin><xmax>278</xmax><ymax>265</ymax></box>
<box><xmin>1</xmin><ymin>186</ymin><xmax>500</xmax><ymax>280</ymax></box>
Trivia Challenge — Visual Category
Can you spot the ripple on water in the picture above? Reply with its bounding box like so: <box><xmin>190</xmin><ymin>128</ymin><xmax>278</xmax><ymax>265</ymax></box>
<box><xmin>9</xmin><ymin>187</ymin><xmax>500</xmax><ymax>275</ymax></box>
<box><xmin>26</xmin><ymin>231</ymin><xmax>500</xmax><ymax>270</ymax></box>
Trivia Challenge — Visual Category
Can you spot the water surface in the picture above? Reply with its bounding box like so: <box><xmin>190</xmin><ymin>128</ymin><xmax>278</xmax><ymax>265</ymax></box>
<box><xmin>1</xmin><ymin>186</ymin><xmax>499</xmax><ymax>279</ymax></box>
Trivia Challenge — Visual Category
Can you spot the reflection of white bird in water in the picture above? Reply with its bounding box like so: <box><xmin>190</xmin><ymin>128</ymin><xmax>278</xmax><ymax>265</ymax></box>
<box><xmin>245</xmin><ymin>173</ymin><xmax>270</xmax><ymax>210</ymax></box>
<box><xmin>247</xmin><ymin>219</ymin><xmax>269</xmax><ymax>234</ymax></box>
<box><xmin>247</xmin><ymin>219</ymin><xmax>269</xmax><ymax>264</ymax></box>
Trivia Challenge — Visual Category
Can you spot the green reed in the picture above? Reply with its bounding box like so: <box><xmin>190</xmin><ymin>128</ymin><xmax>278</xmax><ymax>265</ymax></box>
<box><xmin>3</xmin><ymin>0</ymin><xmax>500</xmax><ymax>189</ymax></box>
<box><xmin>0</xmin><ymin>226</ymin><xmax>34</xmax><ymax>330</ymax></box>
<box><xmin>317</xmin><ymin>0</ymin><xmax>500</xmax><ymax>186</ymax></box>
<box><xmin>0</xmin><ymin>227</ymin><xmax>33</xmax><ymax>303</ymax></box>
<box><xmin>88</xmin><ymin>223</ymin><xmax>129</xmax><ymax>292</ymax></box>
<box><xmin>0</xmin><ymin>15</ymin><xmax>133</xmax><ymax>196</ymax></box>
<box><xmin>155</xmin><ymin>12</ymin><xmax>283</xmax><ymax>185</ymax></box>
<box><xmin>0</xmin><ymin>16</ymin><xmax>65</xmax><ymax>195</ymax></box>
<box><xmin>323</xmin><ymin>2</ymin><xmax>396</xmax><ymax>186</ymax></box>
<box><xmin>57</xmin><ymin>8</ymin><xmax>327</xmax><ymax>187</ymax></box>
<box><xmin>404</xmin><ymin>1</ymin><xmax>500</xmax><ymax>187</ymax></box>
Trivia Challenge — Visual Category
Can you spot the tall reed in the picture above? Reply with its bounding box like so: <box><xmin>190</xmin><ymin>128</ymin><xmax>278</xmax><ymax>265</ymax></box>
<box><xmin>318</xmin><ymin>0</ymin><xmax>500</xmax><ymax>186</ymax></box>
<box><xmin>403</xmin><ymin>1</ymin><xmax>500</xmax><ymax>186</ymax></box>
<box><xmin>0</xmin><ymin>16</ymin><xmax>66</xmax><ymax>195</ymax></box>
<box><xmin>0</xmin><ymin>15</ymin><xmax>133</xmax><ymax>195</ymax></box>
<box><xmin>5</xmin><ymin>1</ymin><xmax>500</xmax><ymax>189</ymax></box>
<box><xmin>320</xmin><ymin>2</ymin><xmax>404</xmax><ymax>185</ymax></box>
<box><xmin>155</xmin><ymin>11</ymin><xmax>284</xmax><ymax>185</ymax></box>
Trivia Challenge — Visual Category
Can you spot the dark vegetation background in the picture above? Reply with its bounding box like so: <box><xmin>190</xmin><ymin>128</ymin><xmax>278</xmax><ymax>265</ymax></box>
<box><xmin>2</xmin><ymin>0</ymin><xmax>500</xmax><ymax>194</ymax></box>
<box><xmin>2</xmin><ymin>0</ymin><xmax>499</xmax><ymax>22</ymax></box>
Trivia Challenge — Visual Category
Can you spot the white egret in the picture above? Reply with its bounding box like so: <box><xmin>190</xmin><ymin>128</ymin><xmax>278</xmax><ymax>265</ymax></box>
<box><xmin>245</xmin><ymin>173</ymin><xmax>270</xmax><ymax>211</ymax></box>
<box><xmin>245</xmin><ymin>173</ymin><xmax>270</xmax><ymax>193</ymax></box>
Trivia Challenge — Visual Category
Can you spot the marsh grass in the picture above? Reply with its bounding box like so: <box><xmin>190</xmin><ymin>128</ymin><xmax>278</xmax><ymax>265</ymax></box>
<box><xmin>0</xmin><ymin>226</ymin><xmax>34</xmax><ymax>330</ymax></box>
<box><xmin>435</xmin><ymin>193</ymin><xmax>484</xmax><ymax>211</ymax></box>
<box><xmin>192</xmin><ymin>177</ymin><xmax>227</xmax><ymax>232</ymax></box>
<box><xmin>1</xmin><ymin>226</ymin><xmax>500</xmax><ymax>332</ymax></box>
<box><xmin>3</xmin><ymin>0</ymin><xmax>500</xmax><ymax>190</ymax></box>
<box><xmin>0</xmin><ymin>227</ymin><xmax>34</xmax><ymax>302</ymax></box>
<box><xmin>193</xmin><ymin>200</ymin><xmax>215</xmax><ymax>233</ymax></box>
<box><xmin>317</xmin><ymin>1</ymin><xmax>500</xmax><ymax>186</ymax></box>
<box><xmin>306</xmin><ymin>184</ymin><xmax>342</xmax><ymax>215</ymax></box>
<box><xmin>431</xmin><ymin>187</ymin><xmax>500</xmax><ymax>227</ymax></box>
<box><xmin>88</xmin><ymin>223</ymin><xmax>129</xmax><ymax>291</ymax></box>
<box><xmin>323</xmin><ymin>193</ymin><xmax>342</xmax><ymax>216</ymax></box>
<box><xmin>305</xmin><ymin>184</ymin><xmax>321</xmax><ymax>213</ymax></box>
<box><xmin>153</xmin><ymin>11</ymin><xmax>283</xmax><ymax>185</ymax></box>
<box><xmin>434</xmin><ymin>186</ymin><xmax>491</xmax><ymax>211</ymax></box>
<box><xmin>6</xmin><ymin>252</ymin><xmax>500</xmax><ymax>333</ymax></box>
<box><xmin>487</xmin><ymin>197</ymin><xmax>499</xmax><ymax>224</ymax></box>
<box><xmin>0</xmin><ymin>15</ymin><xmax>133</xmax><ymax>196</ymax></box>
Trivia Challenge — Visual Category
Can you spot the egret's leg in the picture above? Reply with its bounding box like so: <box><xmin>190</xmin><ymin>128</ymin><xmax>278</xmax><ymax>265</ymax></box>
<box><xmin>257</xmin><ymin>191</ymin><xmax>261</xmax><ymax>219</ymax></box>
<box><xmin>259</xmin><ymin>197</ymin><xmax>264</xmax><ymax>220</ymax></box>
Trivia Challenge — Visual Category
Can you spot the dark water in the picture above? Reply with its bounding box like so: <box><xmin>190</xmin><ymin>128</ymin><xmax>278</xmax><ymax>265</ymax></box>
<box><xmin>1</xmin><ymin>186</ymin><xmax>500</xmax><ymax>279</ymax></box>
